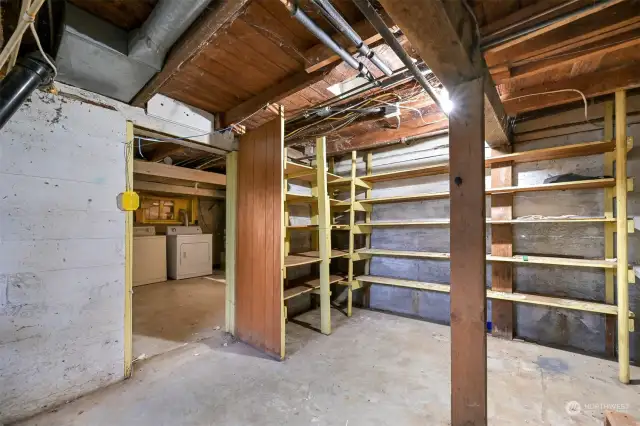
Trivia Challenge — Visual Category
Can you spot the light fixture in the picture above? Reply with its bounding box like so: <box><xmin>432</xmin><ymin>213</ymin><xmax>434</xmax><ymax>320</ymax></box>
<box><xmin>440</xmin><ymin>88</ymin><xmax>454</xmax><ymax>114</ymax></box>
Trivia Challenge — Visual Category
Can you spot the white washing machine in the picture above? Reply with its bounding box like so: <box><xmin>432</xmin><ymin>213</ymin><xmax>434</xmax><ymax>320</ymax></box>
<box><xmin>166</xmin><ymin>226</ymin><xmax>213</xmax><ymax>280</ymax></box>
<box><xmin>133</xmin><ymin>226</ymin><xmax>167</xmax><ymax>286</ymax></box>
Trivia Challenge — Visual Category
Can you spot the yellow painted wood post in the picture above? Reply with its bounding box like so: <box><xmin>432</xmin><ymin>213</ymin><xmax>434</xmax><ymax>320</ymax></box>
<box><xmin>603</xmin><ymin>101</ymin><xmax>616</xmax><ymax>356</ymax></box>
<box><xmin>225</xmin><ymin>152</ymin><xmax>238</xmax><ymax>335</ymax></box>
<box><xmin>124</xmin><ymin>121</ymin><xmax>134</xmax><ymax>378</ymax></box>
<box><xmin>615</xmin><ymin>90</ymin><xmax>630</xmax><ymax>384</ymax></box>
<box><xmin>316</xmin><ymin>137</ymin><xmax>332</xmax><ymax>334</ymax></box>
<box><xmin>280</xmin><ymin>110</ymin><xmax>286</xmax><ymax>360</ymax></box>
<box><xmin>363</xmin><ymin>152</ymin><xmax>373</xmax><ymax>308</ymax></box>
<box><xmin>347</xmin><ymin>151</ymin><xmax>357</xmax><ymax>317</ymax></box>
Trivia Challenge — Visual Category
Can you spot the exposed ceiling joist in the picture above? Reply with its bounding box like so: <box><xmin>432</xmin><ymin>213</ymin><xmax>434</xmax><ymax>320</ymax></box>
<box><xmin>221</xmin><ymin>68</ymin><xmax>328</xmax><ymax>127</ymax></box>
<box><xmin>377</xmin><ymin>0</ymin><xmax>512</xmax><ymax>147</ymax></box>
<box><xmin>502</xmin><ymin>62</ymin><xmax>640</xmax><ymax>114</ymax></box>
<box><xmin>131</xmin><ymin>0</ymin><xmax>252</xmax><ymax>107</ymax></box>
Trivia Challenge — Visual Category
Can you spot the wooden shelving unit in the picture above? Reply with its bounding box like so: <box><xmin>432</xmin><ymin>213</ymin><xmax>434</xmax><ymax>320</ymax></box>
<box><xmin>281</xmin><ymin>138</ymin><xmax>348</xmax><ymax>351</ymax></box>
<box><xmin>330</xmin><ymin>97</ymin><xmax>635</xmax><ymax>380</ymax></box>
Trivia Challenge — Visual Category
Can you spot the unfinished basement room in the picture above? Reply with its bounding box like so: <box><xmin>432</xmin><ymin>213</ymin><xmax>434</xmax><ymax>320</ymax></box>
<box><xmin>1</xmin><ymin>0</ymin><xmax>640</xmax><ymax>425</ymax></box>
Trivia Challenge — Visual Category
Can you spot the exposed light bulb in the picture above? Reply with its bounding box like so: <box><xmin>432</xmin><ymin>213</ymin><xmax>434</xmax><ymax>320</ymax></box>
<box><xmin>440</xmin><ymin>88</ymin><xmax>454</xmax><ymax>114</ymax></box>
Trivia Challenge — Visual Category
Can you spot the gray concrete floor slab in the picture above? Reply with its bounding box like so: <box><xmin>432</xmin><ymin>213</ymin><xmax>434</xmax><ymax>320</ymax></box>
<box><xmin>18</xmin><ymin>309</ymin><xmax>640</xmax><ymax>426</ymax></box>
<box><xmin>133</xmin><ymin>272</ymin><xmax>225</xmax><ymax>360</ymax></box>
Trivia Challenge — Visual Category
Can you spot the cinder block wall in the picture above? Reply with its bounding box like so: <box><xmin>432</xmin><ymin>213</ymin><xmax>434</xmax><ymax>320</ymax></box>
<box><xmin>0</xmin><ymin>91</ymin><xmax>126</xmax><ymax>422</ymax></box>
<box><xmin>333</xmin><ymin>100</ymin><xmax>640</xmax><ymax>362</ymax></box>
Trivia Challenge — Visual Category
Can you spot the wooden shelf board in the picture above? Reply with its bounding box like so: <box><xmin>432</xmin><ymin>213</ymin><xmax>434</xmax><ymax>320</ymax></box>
<box><xmin>361</xmin><ymin>192</ymin><xmax>450</xmax><ymax>204</ymax></box>
<box><xmin>287</xmin><ymin>225</ymin><xmax>318</xmax><ymax>230</ymax></box>
<box><xmin>356</xmin><ymin>275</ymin><xmax>633</xmax><ymax>317</ymax></box>
<box><xmin>284</xmin><ymin>161</ymin><xmax>315</xmax><ymax>180</ymax></box>
<box><xmin>355</xmin><ymin>217</ymin><xmax>618</xmax><ymax>227</ymax></box>
<box><xmin>286</xmin><ymin>193</ymin><xmax>317</xmax><ymax>203</ymax></box>
<box><xmin>283</xmin><ymin>274</ymin><xmax>345</xmax><ymax>300</ymax></box>
<box><xmin>328</xmin><ymin>177</ymin><xmax>371</xmax><ymax>190</ymax></box>
<box><xmin>329</xmin><ymin>198</ymin><xmax>350</xmax><ymax>207</ymax></box>
<box><xmin>331</xmin><ymin>225</ymin><xmax>351</xmax><ymax>230</ymax></box>
<box><xmin>360</xmin><ymin>179</ymin><xmax>616</xmax><ymax>204</ymax></box>
<box><xmin>355</xmin><ymin>249</ymin><xmax>618</xmax><ymax>269</ymax></box>
<box><xmin>285</xmin><ymin>253</ymin><xmax>322</xmax><ymax>268</ymax></box>
<box><xmin>327</xmin><ymin>172</ymin><xmax>342</xmax><ymax>182</ymax></box>
<box><xmin>361</xmin><ymin>140</ymin><xmax>615</xmax><ymax>183</ymax></box>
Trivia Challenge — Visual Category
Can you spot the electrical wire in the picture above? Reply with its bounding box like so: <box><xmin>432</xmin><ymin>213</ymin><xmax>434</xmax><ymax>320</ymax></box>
<box><xmin>138</xmin><ymin>137</ymin><xmax>145</xmax><ymax>159</ymax></box>
<box><xmin>506</xmin><ymin>88</ymin><xmax>602</xmax><ymax>128</ymax></box>
<box><xmin>29</xmin><ymin>21</ymin><xmax>57</xmax><ymax>78</ymax></box>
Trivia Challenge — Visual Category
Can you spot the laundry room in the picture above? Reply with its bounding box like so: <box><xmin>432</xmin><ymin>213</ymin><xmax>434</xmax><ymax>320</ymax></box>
<box><xmin>130</xmin><ymin>127</ymin><xmax>227</xmax><ymax>361</ymax></box>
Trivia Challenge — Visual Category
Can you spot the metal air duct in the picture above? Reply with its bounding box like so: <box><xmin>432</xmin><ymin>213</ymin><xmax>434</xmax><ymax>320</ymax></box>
<box><xmin>55</xmin><ymin>0</ymin><xmax>211</xmax><ymax>102</ymax></box>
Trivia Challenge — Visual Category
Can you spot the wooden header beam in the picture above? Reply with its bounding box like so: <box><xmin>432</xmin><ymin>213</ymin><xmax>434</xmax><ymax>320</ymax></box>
<box><xmin>134</xmin><ymin>181</ymin><xmax>225</xmax><ymax>198</ymax></box>
<box><xmin>134</xmin><ymin>160</ymin><xmax>226</xmax><ymax>186</ymax></box>
<box><xmin>377</xmin><ymin>0</ymin><xmax>511</xmax><ymax>148</ymax></box>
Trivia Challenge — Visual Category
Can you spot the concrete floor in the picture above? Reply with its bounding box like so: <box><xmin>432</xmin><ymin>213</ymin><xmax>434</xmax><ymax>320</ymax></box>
<box><xmin>19</xmin><ymin>308</ymin><xmax>640</xmax><ymax>426</ymax></box>
<box><xmin>133</xmin><ymin>272</ymin><xmax>225</xmax><ymax>360</ymax></box>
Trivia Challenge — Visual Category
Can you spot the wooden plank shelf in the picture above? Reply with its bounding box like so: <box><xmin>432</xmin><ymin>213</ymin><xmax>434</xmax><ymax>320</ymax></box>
<box><xmin>284</xmin><ymin>161</ymin><xmax>315</xmax><ymax>181</ymax></box>
<box><xmin>355</xmin><ymin>275</ymin><xmax>634</xmax><ymax>317</ymax></box>
<box><xmin>283</xmin><ymin>274</ymin><xmax>345</xmax><ymax>300</ymax></box>
<box><xmin>361</xmin><ymin>140</ymin><xmax>616</xmax><ymax>183</ymax></box>
<box><xmin>286</xmin><ymin>224</ymin><xmax>318</xmax><ymax>230</ymax></box>
<box><xmin>360</xmin><ymin>178</ymin><xmax>620</xmax><ymax>205</ymax></box>
<box><xmin>286</xmin><ymin>192</ymin><xmax>317</xmax><ymax>203</ymax></box>
<box><xmin>328</xmin><ymin>177</ymin><xmax>371</xmax><ymax>190</ymax></box>
<box><xmin>331</xmin><ymin>224</ymin><xmax>351</xmax><ymax>230</ymax></box>
<box><xmin>355</xmin><ymin>217</ymin><xmax>625</xmax><ymax>226</ymax></box>
<box><xmin>285</xmin><ymin>253</ymin><xmax>322</xmax><ymax>268</ymax></box>
<box><xmin>354</xmin><ymin>248</ymin><xmax>619</xmax><ymax>269</ymax></box>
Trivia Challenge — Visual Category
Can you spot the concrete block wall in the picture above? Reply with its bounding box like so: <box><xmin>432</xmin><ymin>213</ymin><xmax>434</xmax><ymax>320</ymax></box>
<box><xmin>333</xmin><ymin>104</ymin><xmax>640</xmax><ymax>362</ymax></box>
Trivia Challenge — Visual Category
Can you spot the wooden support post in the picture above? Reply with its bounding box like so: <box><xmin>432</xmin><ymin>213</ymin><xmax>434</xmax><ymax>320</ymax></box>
<box><xmin>363</xmin><ymin>152</ymin><xmax>373</xmax><ymax>308</ymax></box>
<box><xmin>316</xmin><ymin>137</ymin><xmax>332</xmax><ymax>335</ymax></box>
<box><xmin>450</xmin><ymin>77</ymin><xmax>487</xmax><ymax>425</ymax></box>
<box><xmin>615</xmin><ymin>90</ymin><xmax>630</xmax><ymax>384</ymax></box>
<box><xmin>490</xmin><ymin>148</ymin><xmax>514</xmax><ymax>339</ymax></box>
<box><xmin>124</xmin><ymin>121</ymin><xmax>134</xmax><ymax>379</ymax></box>
<box><xmin>604</xmin><ymin>100</ymin><xmax>616</xmax><ymax>356</ymax></box>
<box><xmin>225</xmin><ymin>151</ymin><xmax>238</xmax><ymax>335</ymax></box>
<box><xmin>347</xmin><ymin>151</ymin><xmax>357</xmax><ymax>317</ymax></box>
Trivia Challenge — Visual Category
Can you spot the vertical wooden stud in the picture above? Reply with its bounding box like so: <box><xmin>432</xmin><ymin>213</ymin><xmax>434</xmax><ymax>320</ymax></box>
<box><xmin>225</xmin><ymin>151</ymin><xmax>238</xmax><ymax>335</ymax></box>
<box><xmin>347</xmin><ymin>151</ymin><xmax>357</xmax><ymax>317</ymax></box>
<box><xmin>363</xmin><ymin>152</ymin><xmax>373</xmax><ymax>308</ymax></box>
<box><xmin>615</xmin><ymin>90</ymin><xmax>629</xmax><ymax>384</ymax></box>
<box><xmin>490</xmin><ymin>147</ymin><xmax>513</xmax><ymax>340</ymax></box>
<box><xmin>124</xmin><ymin>121</ymin><xmax>134</xmax><ymax>378</ymax></box>
<box><xmin>450</xmin><ymin>77</ymin><xmax>486</xmax><ymax>426</ymax></box>
<box><xmin>316</xmin><ymin>137</ymin><xmax>332</xmax><ymax>335</ymax></box>
<box><xmin>603</xmin><ymin>100</ymin><xmax>616</xmax><ymax>356</ymax></box>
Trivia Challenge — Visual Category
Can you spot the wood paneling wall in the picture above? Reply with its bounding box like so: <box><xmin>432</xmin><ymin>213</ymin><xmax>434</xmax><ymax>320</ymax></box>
<box><xmin>236</xmin><ymin>109</ymin><xmax>284</xmax><ymax>359</ymax></box>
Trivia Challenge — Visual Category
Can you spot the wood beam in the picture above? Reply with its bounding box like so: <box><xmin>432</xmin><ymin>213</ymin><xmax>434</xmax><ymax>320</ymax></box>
<box><xmin>484</xmin><ymin>1</ymin><xmax>640</xmax><ymax>67</ymax></box>
<box><xmin>131</xmin><ymin>0</ymin><xmax>251</xmax><ymax>107</ymax></box>
<box><xmin>494</xmin><ymin>31</ymin><xmax>640</xmax><ymax>84</ymax></box>
<box><xmin>326</xmin><ymin>112</ymin><xmax>448</xmax><ymax>153</ymax></box>
<box><xmin>222</xmin><ymin>69</ymin><xmax>328</xmax><ymax>127</ymax></box>
<box><xmin>502</xmin><ymin>63</ymin><xmax>640</xmax><ymax>115</ymax></box>
<box><xmin>377</xmin><ymin>0</ymin><xmax>511</xmax><ymax>147</ymax></box>
<box><xmin>134</xmin><ymin>160</ymin><xmax>226</xmax><ymax>186</ymax></box>
<box><xmin>449</xmin><ymin>77</ymin><xmax>487</xmax><ymax>425</ymax></box>
<box><xmin>134</xmin><ymin>180</ymin><xmax>226</xmax><ymax>198</ymax></box>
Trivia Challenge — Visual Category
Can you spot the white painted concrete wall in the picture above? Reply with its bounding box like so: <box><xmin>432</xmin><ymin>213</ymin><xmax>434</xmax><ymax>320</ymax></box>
<box><xmin>0</xmin><ymin>84</ymin><xmax>228</xmax><ymax>423</ymax></box>
<box><xmin>333</xmin><ymin>103</ymin><xmax>640</xmax><ymax>362</ymax></box>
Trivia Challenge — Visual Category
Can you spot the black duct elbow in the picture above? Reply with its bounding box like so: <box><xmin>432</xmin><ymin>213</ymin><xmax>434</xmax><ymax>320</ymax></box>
<box><xmin>0</xmin><ymin>52</ymin><xmax>55</xmax><ymax>131</ymax></box>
